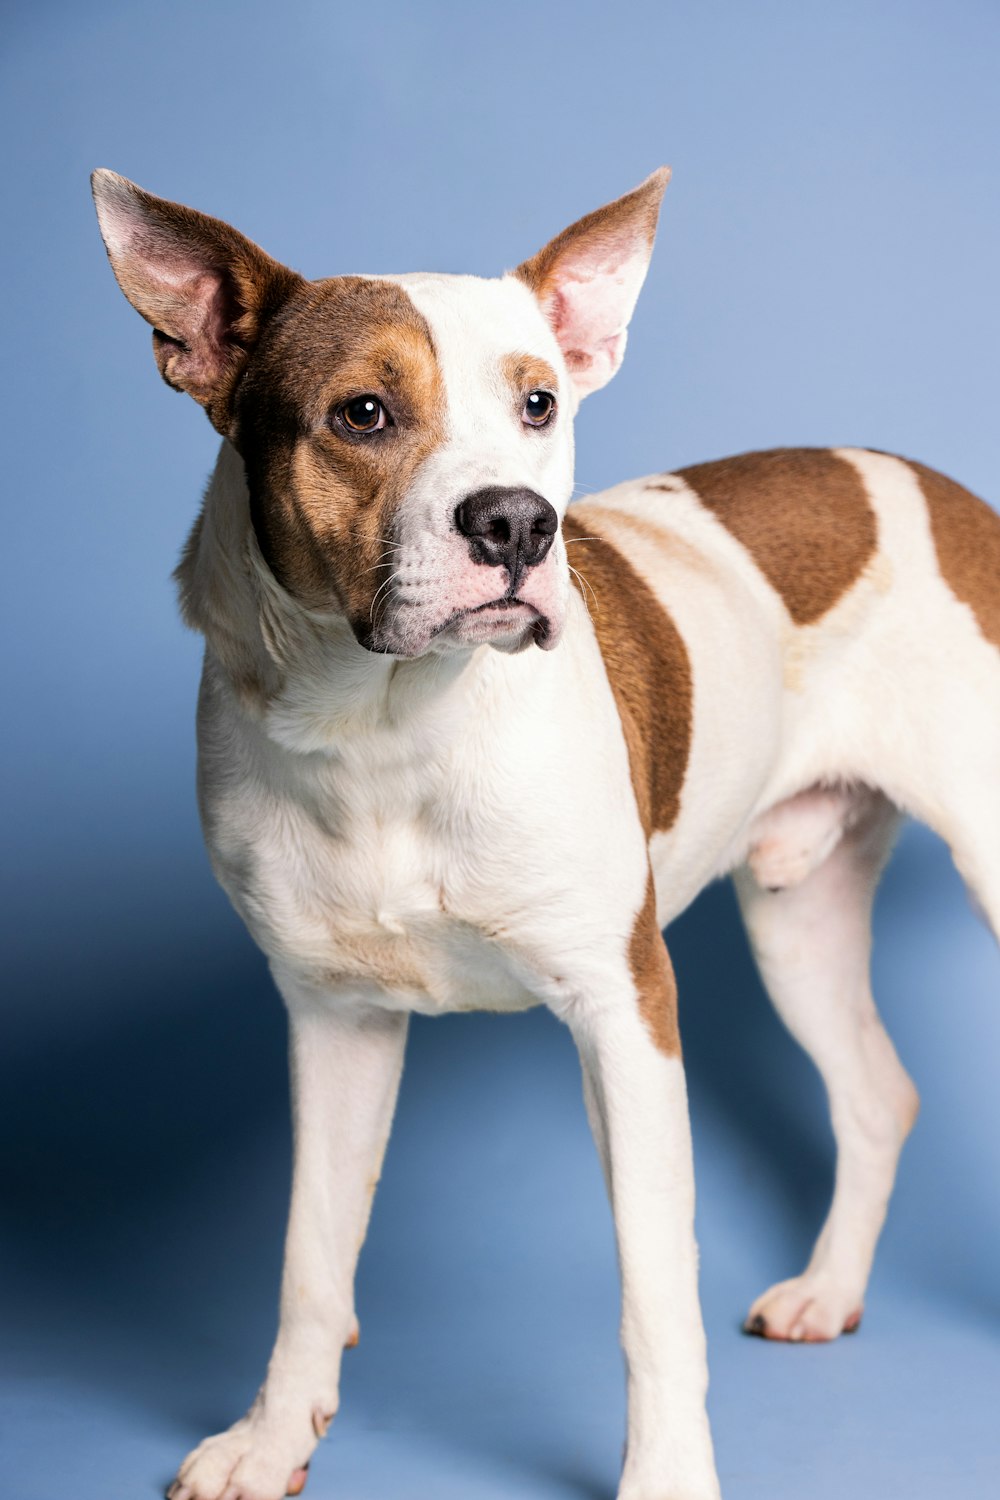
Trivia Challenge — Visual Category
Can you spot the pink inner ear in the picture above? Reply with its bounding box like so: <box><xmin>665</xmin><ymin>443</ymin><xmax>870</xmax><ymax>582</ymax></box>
<box><xmin>155</xmin><ymin>270</ymin><xmax>237</xmax><ymax>390</ymax></box>
<box><xmin>125</xmin><ymin>225</ymin><xmax>232</xmax><ymax>333</ymax></box>
<box><xmin>167</xmin><ymin>266</ymin><xmax>238</xmax><ymax>350</ymax></box>
<box><xmin>516</xmin><ymin>168</ymin><xmax>668</xmax><ymax>399</ymax></box>
<box><xmin>120</xmin><ymin>227</ymin><xmax>240</xmax><ymax>395</ymax></box>
<box><xmin>548</xmin><ymin>278</ymin><xmax>629</xmax><ymax>371</ymax></box>
<box><xmin>542</xmin><ymin>247</ymin><xmax>646</xmax><ymax>395</ymax></box>
<box><xmin>93</xmin><ymin>169</ymin><xmax>299</xmax><ymax>424</ymax></box>
<box><xmin>99</xmin><ymin>194</ymin><xmax>238</xmax><ymax>359</ymax></box>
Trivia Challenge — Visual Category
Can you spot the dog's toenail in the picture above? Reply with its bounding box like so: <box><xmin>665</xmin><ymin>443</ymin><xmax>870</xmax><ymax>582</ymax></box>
<box><xmin>747</xmin><ymin>1313</ymin><xmax>767</xmax><ymax>1335</ymax></box>
<box><xmin>312</xmin><ymin>1408</ymin><xmax>335</xmax><ymax>1440</ymax></box>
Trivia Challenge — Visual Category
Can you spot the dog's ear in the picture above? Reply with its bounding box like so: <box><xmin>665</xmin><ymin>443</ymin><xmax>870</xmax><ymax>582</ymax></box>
<box><xmin>515</xmin><ymin>168</ymin><xmax>670</xmax><ymax>401</ymax></box>
<box><xmin>91</xmin><ymin>170</ymin><xmax>302</xmax><ymax>434</ymax></box>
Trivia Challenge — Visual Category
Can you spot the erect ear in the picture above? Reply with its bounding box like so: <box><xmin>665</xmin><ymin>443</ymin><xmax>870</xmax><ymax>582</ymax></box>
<box><xmin>514</xmin><ymin>167</ymin><xmax>670</xmax><ymax>401</ymax></box>
<box><xmin>91</xmin><ymin>169</ymin><xmax>302</xmax><ymax>434</ymax></box>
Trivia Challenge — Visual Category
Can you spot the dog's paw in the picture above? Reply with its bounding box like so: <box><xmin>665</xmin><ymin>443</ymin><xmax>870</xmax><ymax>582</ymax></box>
<box><xmin>744</xmin><ymin>1273</ymin><xmax>863</xmax><ymax>1343</ymax></box>
<box><xmin>167</xmin><ymin>1404</ymin><xmax>333</xmax><ymax>1500</ymax></box>
<box><xmin>617</xmin><ymin>1431</ymin><xmax>722</xmax><ymax>1500</ymax></box>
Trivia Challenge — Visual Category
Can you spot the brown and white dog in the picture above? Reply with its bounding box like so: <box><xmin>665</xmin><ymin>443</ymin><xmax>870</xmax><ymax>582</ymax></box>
<box><xmin>93</xmin><ymin>165</ymin><xmax>997</xmax><ymax>1500</ymax></box>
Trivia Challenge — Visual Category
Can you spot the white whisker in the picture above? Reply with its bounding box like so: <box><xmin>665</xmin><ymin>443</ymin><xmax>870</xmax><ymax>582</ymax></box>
<box><xmin>568</xmin><ymin>563</ymin><xmax>599</xmax><ymax>616</ymax></box>
<box><xmin>360</xmin><ymin>550</ymin><xmax>402</xmax><ymax>576</ymax></box>
<box><xmin>369</xmin><ymin>570</ymin><xmax>399</xmax><ymax>624</ymax></box>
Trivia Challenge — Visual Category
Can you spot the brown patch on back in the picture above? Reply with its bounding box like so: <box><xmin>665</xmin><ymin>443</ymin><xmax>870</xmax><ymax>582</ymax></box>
<box><xmin>563</xmin><ymin>508</ymin><xmax>688</xmax><ymax>1057</ymax></box>
<box><xmin>910</xmin><ymin>460</ymin><xmax>1000</xmax><ymax>652</ymax></box>
<box><xmin>234</xmin><ymin>277</ymin><xmax>445</xmax><ymax>637</ymax></box>
<box><xmin>587</xmin><ymin>505</ymin><xmax>718</xmax><ymax>581</ymax></box>
<box><xmin>563</xmin><ymin>509</ymin><xmax>692</xmax><ymax>838</ymax></box>
<box><xmin>676</xmin><ymin>448</ymin><xmax>878</xmax><ymax>624</ymax></box>
<box><xmin>629</xmin><ymin>869</ymin><xmax>681</xmax><ymax>1057</ymax></box>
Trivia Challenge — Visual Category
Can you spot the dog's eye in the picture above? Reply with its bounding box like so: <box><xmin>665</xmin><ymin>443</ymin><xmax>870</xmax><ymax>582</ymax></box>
<box><xmin>522</xmin><ymin>390</ymin><xmax>556</xmax><ymax>428</ymax></box>
<box><xmin>338</xmin><ymin>395</ymin><xmax>388</xmax><ymax>434</ymax></box>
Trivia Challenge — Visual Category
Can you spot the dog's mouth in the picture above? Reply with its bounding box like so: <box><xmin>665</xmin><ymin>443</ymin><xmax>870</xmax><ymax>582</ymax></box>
<box><xmin>357</xmin><ymin>581</ymin><xmax>564</xmax><ymax>659</ymax></box>
<box><xmin>431</xmin><ymin>597</ymin><xmax>550</xmax><ymax>649</ymax></box>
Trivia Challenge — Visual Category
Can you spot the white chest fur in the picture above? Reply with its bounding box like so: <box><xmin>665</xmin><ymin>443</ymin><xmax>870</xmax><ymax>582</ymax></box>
<box><xmin>195</xmin><ymin>614</ymin><xmax>651</xmax><ymax>1016</ymax></box>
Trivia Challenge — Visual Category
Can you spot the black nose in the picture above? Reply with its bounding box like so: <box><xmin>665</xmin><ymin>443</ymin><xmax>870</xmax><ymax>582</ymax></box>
<box><xmin>454</xmin><ymin>486</ymin><xmax>558</xmax><ymax>590</ymax></box>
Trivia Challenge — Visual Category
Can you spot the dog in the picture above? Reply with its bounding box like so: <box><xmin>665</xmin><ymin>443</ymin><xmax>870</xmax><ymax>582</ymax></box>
<box><xmin>92</xmin><ymin>164</ymin><xmax>997</xmax><ymax>1500</ymax></box>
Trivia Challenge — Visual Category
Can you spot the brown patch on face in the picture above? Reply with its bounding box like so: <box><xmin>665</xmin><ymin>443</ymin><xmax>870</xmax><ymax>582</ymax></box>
<box><xmin>676</xmin><ymin>448</ymin><xmax>878</xmax><ymax>625</ymax></box>
<box><xmin>910</xmin><ymin>460</ymin><xmax>1000</xmax><ymax>651</ymax></box>
<box><xmin>563</xmin><ymin>510</ymin><xmax>692</xmax><ymax>836</ymax></box>
<box><xmin>629</xmin><ymin>869</ymin><xmax>681</xmax><ymax>1057</ymax></box>
<box><xmin>500</xmin><ymin>352</ymin><xmax>560</xmax><ymax>401</ymax></box>
<box><xmin>233</xmin><ymin>277</ymin><xmax>445</xmax><ymax>638</ymax></box>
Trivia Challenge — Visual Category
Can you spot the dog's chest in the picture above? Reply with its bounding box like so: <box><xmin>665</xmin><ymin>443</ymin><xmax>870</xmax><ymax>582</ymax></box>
<box><xmin>208</xmin><ymin>715</ymin><xmax>546</xmax><ymax>1014</ymax></box>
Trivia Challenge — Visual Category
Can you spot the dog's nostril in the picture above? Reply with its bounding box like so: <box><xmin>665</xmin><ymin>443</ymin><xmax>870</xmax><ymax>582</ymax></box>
<box><xmin>455</xmin><ymin>486</ymin><xmax>558</xmax><ymax>585</ymax></box>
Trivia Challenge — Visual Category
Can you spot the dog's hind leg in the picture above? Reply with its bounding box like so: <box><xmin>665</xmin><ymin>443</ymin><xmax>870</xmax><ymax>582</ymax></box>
<box><xmin>734</xmin><ymin>788</ymin><xmax>919</xmax><ymax>1342</ymax></box>
<box><xmin>168</xmin><ymin>975</ymin><xmax>408</xmax><ymax>1500</ymax></box>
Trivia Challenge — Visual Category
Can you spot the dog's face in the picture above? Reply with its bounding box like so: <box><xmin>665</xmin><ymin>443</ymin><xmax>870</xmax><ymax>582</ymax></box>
<box><xmin>93</xmin><ymin>168</ymin><xmax>668</xmax><ymax>657</ymax></box>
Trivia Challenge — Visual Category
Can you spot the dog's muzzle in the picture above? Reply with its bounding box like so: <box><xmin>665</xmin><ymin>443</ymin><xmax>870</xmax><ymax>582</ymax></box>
<box><xmin>455</xmin><ymin>486</ymin><xmax>558</xmax><ymax>592</ymax></box>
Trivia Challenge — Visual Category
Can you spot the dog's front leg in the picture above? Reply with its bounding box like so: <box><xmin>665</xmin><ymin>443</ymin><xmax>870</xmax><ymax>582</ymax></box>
<box><xmin>169</xmin><ymin>977</ymin><xmax>408</xmax><ymax>1500</ymax></box>
<box><xmin>571</xmin><ymin>967</ymin><xmax>721</xmax><ymax>1500</ymax></box>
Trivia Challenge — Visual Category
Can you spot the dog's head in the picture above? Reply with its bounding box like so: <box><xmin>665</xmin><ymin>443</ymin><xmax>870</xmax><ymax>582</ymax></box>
<box><xmin>92</xmin><ymin>167</ymin><xmax>668</xmax><ymax>657</ymax></box>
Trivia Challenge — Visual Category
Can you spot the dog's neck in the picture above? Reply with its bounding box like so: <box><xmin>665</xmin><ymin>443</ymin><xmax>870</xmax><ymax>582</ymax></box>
<box><xmin>178</xmin><ymin>441</ymin><xmax>541</xmax><ymax>755</ymax></box>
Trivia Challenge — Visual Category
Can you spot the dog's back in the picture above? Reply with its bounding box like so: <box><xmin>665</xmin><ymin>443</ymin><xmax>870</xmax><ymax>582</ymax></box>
<box><xmin>566</xmin><ymin>446</ymin><xmax>1000</xmax><ymax>911</ymax></box>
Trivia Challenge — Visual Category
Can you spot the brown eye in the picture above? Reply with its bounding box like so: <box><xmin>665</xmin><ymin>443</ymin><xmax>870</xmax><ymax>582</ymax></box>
<box><xmin>522</xmin><ymin>390</ymin><xmax>556</xmax><ymax>428</ymax></box>
<box><xmin>338</xmin><ymin>395</ymin><xmax>388</xmax><ymax>433</ymax></box>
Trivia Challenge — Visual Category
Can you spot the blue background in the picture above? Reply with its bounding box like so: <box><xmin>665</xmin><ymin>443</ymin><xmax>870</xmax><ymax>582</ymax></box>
<box><xmin>3</xmin><ymin>2</ymin><xmax>1000</xmax><ymax>1496</ymax></box>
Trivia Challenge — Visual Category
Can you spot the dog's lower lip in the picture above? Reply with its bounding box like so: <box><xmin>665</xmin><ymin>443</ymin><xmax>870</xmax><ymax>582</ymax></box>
<box><xmin>430</xmin><ymin>599</ymin><xmax>537</xmax><ymax>639</ymax></box>
<box><xmin>471</xmin><ymin>597</ymin><xmax>530</xmax><ymax>613</ymax></box>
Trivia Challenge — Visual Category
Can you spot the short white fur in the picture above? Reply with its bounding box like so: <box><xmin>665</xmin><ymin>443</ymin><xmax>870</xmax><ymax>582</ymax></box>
<box><xmin>90</xmin><ymin>168</ymin><xmax>1000</xmax><ymax>1500</ymax></box>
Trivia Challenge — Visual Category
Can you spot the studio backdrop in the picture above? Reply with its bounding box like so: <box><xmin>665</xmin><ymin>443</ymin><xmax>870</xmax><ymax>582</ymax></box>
<box><xmin>3</xmin><ymin>3</ymin><xmax>999</xmax><ymax>1498</ymax></box>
